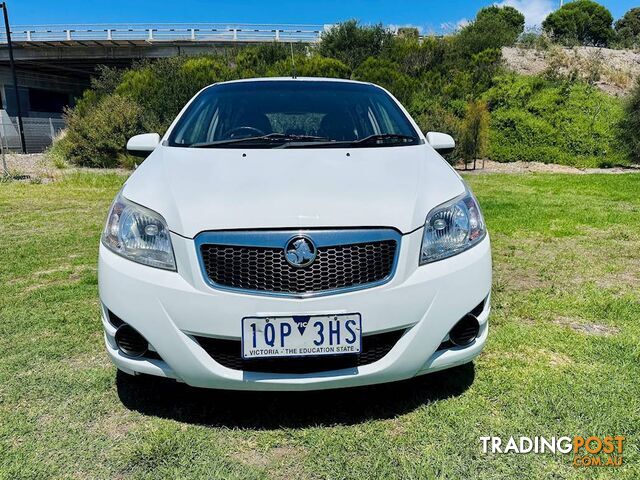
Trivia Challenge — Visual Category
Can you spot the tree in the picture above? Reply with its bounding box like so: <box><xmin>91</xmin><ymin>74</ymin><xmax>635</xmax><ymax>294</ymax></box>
<box><xmin>471</xmin><ymin>48</ymin><xmax>503</xmax><ymax>94</ymax></box>
<box><xmin>115</xmin><ymin>56</ymin><xmax>231</xmax><ymax>133</ymax></box>
<box><xmin>266</xmin><ymin>55</ymin><xmax>351</xmax><ymax>79</ymax></box>
<box><xmin>352</xmin><ymin>57</ymin><xmax>418</xmax><ymax>104</ymax></box>
<box><xmin>61</xmin><ymin>94</ymin><xmax>144</xmax><ymax>167</ymax></box>
<box><xmin>318</xmin><ymin>20</ymin><xmax>393</xmax><ymax>69</ymax></box>
<box><xmin>396</xmin><ymin>27</ymin><xmax>419</xmax><ymax>40</ymax></box>
<box><xmin>454</xmin><ymin>5</ymin><xmax>525</xmax><ymax>57</ymax></box>
<box><xmin>619</xmin><ymin>77</ymin><xmax>640</xmax><ymax>164</ymax></box>
<box><xmin>383</xmin><ymin>35</ymin><xmax>447</xmax><ymax>77</ymax></box>
<box><xmin>542</xmin><ymin>0</ymin><xmax>614</xmax><ymax>47</ymax></box>
<box><xmin>615</xmin><ymin>7</ymin><xmax>640</xmax><ymax>48</ymax></box>
<box><xmin>459</xmin><ymin>100</ymin><xmax>489</xmax><ymax>169</ymax></box>
<box><xmin>235</xmin><ymin>44</ymin><xmax>298</xmax><ymax>77</ymax></box>
<box><xmin>476</xmin><ymin>5</ymin><xmax>525</xmax><ymax>37</ymax></box>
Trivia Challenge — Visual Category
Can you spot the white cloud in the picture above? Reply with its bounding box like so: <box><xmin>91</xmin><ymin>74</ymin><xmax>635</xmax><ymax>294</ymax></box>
<box><xmin>440</xmin><ymin>18</ymin><xmax>470</xmax><ymax>33</ymax></box>
<box><xmin>495</xmin><ymin>0</ymin><xmax>555</xmax><ymax>28</ymax></box>
<box><xmin>439</xmin><ymin>0</ymin><xmax>553</xmax><ymax>35</ymax></box>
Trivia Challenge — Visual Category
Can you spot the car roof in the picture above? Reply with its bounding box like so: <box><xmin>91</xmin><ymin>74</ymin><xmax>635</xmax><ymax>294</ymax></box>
<box><xmin>213</xmin><ymin>77</ymin><xmax>374</xmax><ymax>87</ymax></box>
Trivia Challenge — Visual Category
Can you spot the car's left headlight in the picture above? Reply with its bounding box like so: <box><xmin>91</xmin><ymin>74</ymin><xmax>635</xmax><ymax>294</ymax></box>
<box><xmin>101</xmin><ymin>193</ymin><xmax>176</xmax><ymax>271</ymax></box>
<box><xmin>420</xmin><ymin>188</ymin><xmax>486</xmax><ymax>265</ymax></box>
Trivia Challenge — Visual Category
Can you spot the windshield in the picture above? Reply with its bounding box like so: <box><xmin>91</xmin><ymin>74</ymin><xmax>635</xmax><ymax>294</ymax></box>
<box><xmin>168</xmin><ymin>80</ymin><xmax>421</xmax><ymax>148</ymax></box>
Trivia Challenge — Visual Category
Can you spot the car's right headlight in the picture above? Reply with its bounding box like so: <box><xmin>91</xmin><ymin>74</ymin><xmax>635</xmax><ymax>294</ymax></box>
<box><xmin>419</xmin><ymin>188</ymin><xmax>486</xmax><ymax>265</ymax></box>
<box><xmin>101</xmin><ymin>193</ymin><xmax>176</xmax><ymax>271</ymax></box>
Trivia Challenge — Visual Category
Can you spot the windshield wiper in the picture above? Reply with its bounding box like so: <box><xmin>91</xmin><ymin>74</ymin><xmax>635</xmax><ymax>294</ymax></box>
<box><xmin>350</xmin><ymin>134</ymin><xmax>419</xmax><ymax>146</ymax></box>
<box><xmin>189</xmin><ymin>133</ymin><xmax>330</xmax><ymax>148</ymax></box>
<box><xmin>280</xmin><ymin>133</ymin><xmax>420</xmax><ymax>149</ymax></box>
<box><xmin>189</xmin><ymin>133</ymin><xmax>419</xmax><ymax>149</ymax></box>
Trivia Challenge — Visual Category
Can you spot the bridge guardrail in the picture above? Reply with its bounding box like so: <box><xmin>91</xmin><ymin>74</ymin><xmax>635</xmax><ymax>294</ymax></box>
<box><xmin>0</xmin><ymin>23</ymin><xmax>327</xmax><ymax>44</ymax></box>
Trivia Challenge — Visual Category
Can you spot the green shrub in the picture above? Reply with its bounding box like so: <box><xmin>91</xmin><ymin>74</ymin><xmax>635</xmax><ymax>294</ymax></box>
<box><xmin>516</xmin><ymin>32</ymin><xmax>552</xmax><ymax>50</ymax></box>
<box><xmin>352</xmin><ymin>57</ymin><xmax>418</xmax><ymax>104</ymax></box>
<box><xmin>396</xmin><ymin>27</ymin><xmax>419</xmax><ymax>40</ymax></box>
<box><xmin>47</xmin><ymin>141</ymin><xmax>68</xmax><ymax>169</ymax></box>
<box><xmin>382</xmin><ymin>35</ymin><xmax>448</xmax><ymax>77</ymax></box>
<box><xmin>542</xmin><ymin>0</ymin><xmax>614</xmax><ymax>47</ymax></box>
<box><xmin>476</xmin><ymin>6</ymin><xmax>525</xmax><ymax>40</ymax></box>
<box><xmin>454</xmin><ymin>5</ymin><xmax>525</xmax><ymax>57</ymax></box>
<box><xmin>60</xmin><ymin>94</ymin><xmax>144</xmax><ymax>167</ymax></box>
<box><xmin>318</xmin><ymin>20</ymin><xmax>393</xmax><ymax>69</ymax></box>
<box><xmin>115</xmin><ymin>56</ymin><xmax>232</xmax><ymax>133</ymax></box>
<box><xmin>485</xmin><ymin>74</ymin><xmax>626</xmax><ymax>167</ymax></box>
<box><xmin>410</xmin><ymin>94</ymin><xmax>462</xmax><ymax>145</ymax></box>
<box><xmin>458</xmin><ymin>100</ymin><xmax>490</xmax><ymax>166</ymax></box>
<box><xmin>471</xmin><ymin>48</ymin><xmax>503</xmax><ymax>94</ymax></box>
<box><xmin>614</xmin><ymin>7</ymin><xmax>640</xmax><ymax>48</ymax></box>
<box><xmin>266</xmin><ymin>55</ymin><xmax>351</xmax><ymax>78</ymax></box>
<box><xmin>234</xmin><ymin>43</ymin><xmax>301</xmax><ymax>77</ymax></box>
<box><xmin>52</xmin><ymin>12</ymin><xmax>630</xmax><ymax>171</ymax></box>
<box><xmin>618</xmin><ymin>77</ymin><xmax>640</xmax><ymax>164</ymax></box>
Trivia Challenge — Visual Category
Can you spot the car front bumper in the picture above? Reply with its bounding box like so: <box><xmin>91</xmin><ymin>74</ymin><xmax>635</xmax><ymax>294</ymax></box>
<box><xmin>98</xmin><ymin>229</ymin><xmax>492</xmax><ymax>391</ymax></box>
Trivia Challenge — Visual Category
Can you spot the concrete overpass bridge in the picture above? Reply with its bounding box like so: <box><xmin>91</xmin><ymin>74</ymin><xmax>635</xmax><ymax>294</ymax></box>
<box><xmin>0</xmin><ymin>23</ymin><xmax>326</xmax><ymax>151</ymax></box>
<box><xmin>0</xmin><ymin>23</ymin><xmax>325</xmax><ymax>79</ymax></box>
<box><xmin>0</xmin><ymin>23</ymin><xmax>325</xmax><ymax>62</ymax></box>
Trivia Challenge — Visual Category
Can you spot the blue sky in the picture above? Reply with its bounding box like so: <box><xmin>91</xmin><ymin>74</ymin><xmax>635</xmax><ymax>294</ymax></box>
<box><xmin>9</xmin><ymin>1</ymin><xmax>638</xmax><ymax>32</ymax></box>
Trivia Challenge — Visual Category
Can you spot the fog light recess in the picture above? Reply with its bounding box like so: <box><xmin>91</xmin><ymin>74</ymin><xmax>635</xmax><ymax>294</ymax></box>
<box><xmin>448</xmin><ymin>314</ymin><xmax>480</xmax><ymax>347</ymax></box>
<box><xmin>114</xmin><ymin>324</ymin><xmax>148</xmax><ymax>358</ymax></box>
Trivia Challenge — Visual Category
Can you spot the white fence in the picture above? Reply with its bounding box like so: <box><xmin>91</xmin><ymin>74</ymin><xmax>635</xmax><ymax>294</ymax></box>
<box><xmin>0</xmin><ymin>23</ymin><xmax>327</xmax><ymax>44</ymax></box>
<box><xmin>0</xmin><ymin>116</ymin><xmax>65</xmax><ymax>153</ymax></box>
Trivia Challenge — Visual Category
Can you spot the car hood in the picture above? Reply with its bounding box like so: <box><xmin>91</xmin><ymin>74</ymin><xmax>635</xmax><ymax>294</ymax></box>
<box><xmin>122</xmin><ymin>145</ymin><xmax>465</xmax><ymax>238</ymax></box>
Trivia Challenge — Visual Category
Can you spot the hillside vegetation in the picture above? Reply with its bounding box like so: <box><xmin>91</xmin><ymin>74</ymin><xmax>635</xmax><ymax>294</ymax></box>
<box><xmin>502</xmin><ymin>46</ymin><xmax>640</xmax><ymax>96</ymax></box>
<box><xmin>51</xmin><ymin>1</ymin><xmax>640</xmax><ymax>169</ymax></box>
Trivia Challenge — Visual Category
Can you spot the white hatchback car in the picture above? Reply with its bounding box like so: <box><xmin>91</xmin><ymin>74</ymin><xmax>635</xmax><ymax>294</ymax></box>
<box><xmin>99</xmin><ymin>78</ymin><xmax>491</xmax><ymax>391</ymax></box>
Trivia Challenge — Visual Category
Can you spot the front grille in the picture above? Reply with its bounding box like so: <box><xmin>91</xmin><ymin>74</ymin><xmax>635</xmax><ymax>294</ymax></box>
<box><xmin>199</xmin><ymin>238</ymin><xmax>397</xmax><ymax>295</ymax></box>
<box><xmin>195</xmin><ymin>329</ymin><xmax>405</xmax><ymax>374</ymax></box>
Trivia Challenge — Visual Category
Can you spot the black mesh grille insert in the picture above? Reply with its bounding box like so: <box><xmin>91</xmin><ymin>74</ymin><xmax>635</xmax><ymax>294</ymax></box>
<box><xmin>200</xmin><ymin>240</ymin><xmax>397</xmax><ymax>295</ymax></box>
<box><xmin>195</xmin><ymin>329</ymin><xmax>405</xmax><ymax>374</ymax></box>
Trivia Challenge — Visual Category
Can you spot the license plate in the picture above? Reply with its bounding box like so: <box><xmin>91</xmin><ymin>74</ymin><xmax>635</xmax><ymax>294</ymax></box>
<box><xmin>241</xmin><ymin>313</ymin><xmax>362</xmax><ymax>359</ymax></box>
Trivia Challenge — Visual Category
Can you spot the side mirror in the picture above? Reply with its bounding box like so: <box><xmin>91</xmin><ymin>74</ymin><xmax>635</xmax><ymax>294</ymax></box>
<box><xmin>426</xmin><ymin>132</ymin><xmax>455</xmax><ymax>155</ymax></box>
<box><xmin>127</xmin><ymin>133</ymin><xmax>160</xmax><ymax>158</ymax></box>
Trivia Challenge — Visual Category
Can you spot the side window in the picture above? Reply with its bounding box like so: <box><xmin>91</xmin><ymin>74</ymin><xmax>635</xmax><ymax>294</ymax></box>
<box><xmin>372</xmin><ymin>99</ymin><xmax>399</xmax><ymax>134</ymax></box>
<box><xmin>173</xmin><ymin>100</ymin><xmax>218</xmax><ymax>144</ymax></box>
<box><xmin>371</xmin><ymin>92</ymin><xmax>417</xmax><ymax>137</ymax></box>
<box><xmin>367</xmin><ymin>107</ymin><xmax>381</xmax><ymax>135</ymax></box>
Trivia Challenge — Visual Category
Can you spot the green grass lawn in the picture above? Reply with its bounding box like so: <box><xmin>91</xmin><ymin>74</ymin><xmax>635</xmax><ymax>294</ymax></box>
<box><xmin>1</xmin><ymin>172</ymin><xmax>639</xmax><ymax>479</ymax></box>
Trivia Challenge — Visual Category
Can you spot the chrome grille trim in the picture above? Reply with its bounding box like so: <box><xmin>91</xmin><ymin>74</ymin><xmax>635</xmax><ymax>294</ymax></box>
<box><xmin>194</xmin><ymin>229</ymin><xmax>401</xmax><ymax>298</ymax></box>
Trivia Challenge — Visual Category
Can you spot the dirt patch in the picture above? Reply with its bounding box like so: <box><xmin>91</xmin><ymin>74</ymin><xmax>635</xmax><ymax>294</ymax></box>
<box><xmin>483</xmin><ymin>347</ymin><xmax>573</xmax><ymax>367</ymax></box>
<box><xmin>544</xmin><ymin>350</ymin><xmax>573</xmax><ymax>368</ymax></box>
<box><xmin>9</xmin><ymin>265</ymin><xmax>96</xmax><ymax>287</ymax></box>
<box><xmin>32</xmin><ymin>265</ymin><xmax>74</xmax><ymax>277</ymax></box>
<box><xmin>503</xmin><ymin>46</ymin><xmax>640</xmax><ymax>97</ymax></box>
<box><xmin>456</xmin><ymin>160</ymin><xmax>640</xmax><ymax>175</ymax></box>
<box><xmin>2</xmin><ymin>152</ymin><xmax>129</xmax><ymax>182</ymax></box>
<box><xmin>66</xmin><ymin>352</ymin><xmax>111</xmax><ymax>370</ymax></box>
<box><xmin>20</xmin><ymin>266</ymin><xmax>96</xmax><ymax>293</ymax></box>
<box><xmin>386</xmin><ymin>419</ymin><xmax>406</xmax><ymax>438</ymax></box>
<box><xmin>231</xmin><ymin>445</ymin><xmax>302</xmax><ymax>470</ymax></box>
<box><xmin>553</xmin><ymin>317</ymin><xmax>620</xmax><ymax>337</ymax></box>
<box><xmin>492</xmin><ymin>233</ymin><xmax>640</xmax><ymax>294</ymax></box>
<box><xmin>91</xmin><ymin>411</ymin><xmax>138</xmax><ymax>440</ymax></box>
<box><xmin>2</xmin><ymin>153</ymin><xmax>59</xmax><ymax>182</ymax></box>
